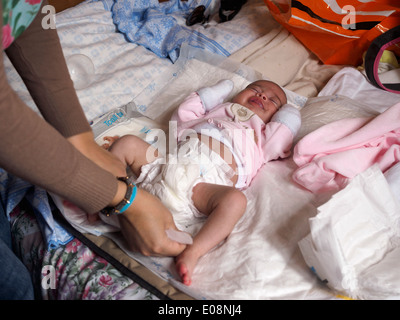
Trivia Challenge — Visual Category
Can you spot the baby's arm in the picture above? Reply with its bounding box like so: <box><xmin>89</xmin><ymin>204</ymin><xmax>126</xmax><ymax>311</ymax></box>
<box><xmin>197</xmin><ymin>79</ymin><xmax>233</xmax><ymax>111</ymax></box>
<box><xmin>262</xmin><ymin>104</ymin><xmax>301</xmax><ymax>162</ymax></box>
<box><xmin>171</xmin><ymin>80</ymin><xmax>234</xmax><ymax>123</ymax></box>
<box><xmin>271</xmin><ymin>104</ymin><xmax>301</xmax><ymax>137</ymax></box>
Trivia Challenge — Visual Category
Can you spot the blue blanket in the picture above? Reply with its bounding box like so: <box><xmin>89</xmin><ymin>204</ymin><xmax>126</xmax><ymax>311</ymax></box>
<box><xmin>98</xmin><ymin>0</ymin><xmax>230</xmax><ymax>62</ymax></box>
<box><xmin>0</xmin><ymin>169</ymin><xmax>73</xmax><ymax>250</ymax></box>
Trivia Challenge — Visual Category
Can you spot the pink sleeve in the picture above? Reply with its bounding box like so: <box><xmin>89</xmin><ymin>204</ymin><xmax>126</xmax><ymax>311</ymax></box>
<box><xmin>262</xmin><ymin>122</ymin><xmax>294</xmax><ymax>162</ymax></box>
<box><xmin>170</xmin><ymin>92</ymin><xmax>206</xmax><ymax>124</ymax></box>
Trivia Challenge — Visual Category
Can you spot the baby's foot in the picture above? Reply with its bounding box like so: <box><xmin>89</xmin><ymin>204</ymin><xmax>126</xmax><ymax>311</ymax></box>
<box><xmin>101</xmin><ymin>136</ymin><xmax>119</xmax><ymax>150</ymax></box>
<box><xmin>175</xmin><ymin>249</ymin><xmax>200</xmax><ymax>286</ymax></box>
<box><xmin>176</xmin><ymin>261</ymin><xmax>192</xmax><ymax>286</ymax></box>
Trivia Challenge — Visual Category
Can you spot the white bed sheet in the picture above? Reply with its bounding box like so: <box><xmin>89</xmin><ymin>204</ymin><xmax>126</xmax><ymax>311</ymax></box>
<box><xmin>49</xmin><ymin>58</ymin><xmax>400</xmax><ymax>299</ymax></box>
<box><xmin>89</xmin><ymin>54</ymin><xmax>400</xmax><ymax>300</ymax></box>
<box><xmin>56</xmin><ymin>52</ymin><xmax>337</xmax><ymax>300</ymax></box>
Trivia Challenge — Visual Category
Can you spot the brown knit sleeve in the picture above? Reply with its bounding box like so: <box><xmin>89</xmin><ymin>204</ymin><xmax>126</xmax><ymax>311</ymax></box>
<box><xmin>0</xmin><ymin>1</ymin><xmax>118</xmax><ymax>213</ymax></box>
<box><xmin>5</xmin><ymin>0</ymin><xmax>91</xmax><ymax>139</ymax></box>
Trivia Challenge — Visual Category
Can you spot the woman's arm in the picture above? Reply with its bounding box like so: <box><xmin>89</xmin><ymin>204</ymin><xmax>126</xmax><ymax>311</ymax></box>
<box><xmin>0</xmin><ymin>1</ymin><xmax>185</xmax><ymax>256</ymax></box>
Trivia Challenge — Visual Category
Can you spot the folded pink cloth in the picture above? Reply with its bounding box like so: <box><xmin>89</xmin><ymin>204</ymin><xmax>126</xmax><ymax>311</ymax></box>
<box><xmin>293</xmin><ymin>102</ymin><xmax>400</xmax><ymax>193</ymax></box>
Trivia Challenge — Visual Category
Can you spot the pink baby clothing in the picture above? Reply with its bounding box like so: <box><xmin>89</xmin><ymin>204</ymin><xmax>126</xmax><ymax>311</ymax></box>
<box><xmin>293</xmin><ymin>101</ymin><xmax>400</xmax><ymax>193</ymax></box>
<box><xmin>171</xmin><ymin>81</ymin><xmax>300</xmax><ymax>189</ymax></box>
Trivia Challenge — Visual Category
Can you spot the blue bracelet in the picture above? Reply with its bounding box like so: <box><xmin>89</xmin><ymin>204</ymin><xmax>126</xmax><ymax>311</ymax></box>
<box><xmin>119</xmin><ymin>183</ymin><xmax>137</xmax><ymax>214</ymax></box>
<box><xmin>101</xmin><ymin>176</ymin><xmax>137</xmax><ymax>216</ymax></box>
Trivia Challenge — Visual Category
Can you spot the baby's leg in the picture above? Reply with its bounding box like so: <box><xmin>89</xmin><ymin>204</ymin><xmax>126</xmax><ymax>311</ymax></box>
<box><xmin>175</xmin><ymin>183</ymin><xmax>247</xmax><ymax>285</ymax></box>
<box><xmin>107</xmin><ymin>135</ymin><xmax>159</xmax><ymax>177</ymax></box>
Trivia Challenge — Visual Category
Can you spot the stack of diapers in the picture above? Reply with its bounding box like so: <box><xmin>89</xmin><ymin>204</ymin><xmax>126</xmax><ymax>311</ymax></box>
<box><xmin>298</xmin><ymin>165</ymin><xmax>400</xmax><ymax>299</ymax></box>
<box><xmin>385</xmin><ymin>162</ymin><xmax>400</xmax><ymax>204</ymax></box>
<box><xmin>91</xmin><ymin>101</ymin><xmax>166</xmax><ymax>146</ymax></box>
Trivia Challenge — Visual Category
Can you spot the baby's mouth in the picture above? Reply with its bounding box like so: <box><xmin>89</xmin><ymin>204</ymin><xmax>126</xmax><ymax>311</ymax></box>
<box><xmin>249</xmin><ymin>97</ymin><xmax>264</xmax><ymax>110</ymax></box>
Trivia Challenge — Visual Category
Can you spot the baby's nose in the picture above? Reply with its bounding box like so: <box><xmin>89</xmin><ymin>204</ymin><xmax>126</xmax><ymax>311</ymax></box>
<box><xmin>257</xmin><ymin>92</ymin><xmax>267</xmax><ymax>100</ymax></box>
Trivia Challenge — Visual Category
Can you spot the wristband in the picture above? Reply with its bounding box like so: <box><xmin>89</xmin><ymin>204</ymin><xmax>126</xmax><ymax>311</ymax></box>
<box><xmin>101</xmin><ymin>176</ymin><xmax>137</xmax><ymax>216</ymax></box>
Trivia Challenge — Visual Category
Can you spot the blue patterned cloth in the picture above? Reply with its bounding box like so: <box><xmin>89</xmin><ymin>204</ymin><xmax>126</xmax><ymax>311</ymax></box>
<box><xmin>0</xmin><ymin>169</ymin><xmax>73</xmax><ymax>250</ymax></box>
<box><xmin>99</xmin><ymin>0</ymin><xmax>228</xmax><ymax>62</ymax></box>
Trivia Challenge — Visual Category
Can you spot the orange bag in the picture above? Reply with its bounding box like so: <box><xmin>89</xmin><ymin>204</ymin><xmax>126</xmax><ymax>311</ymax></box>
<box><xmin>264</xmin><ymin>0</ymin><xmax>400</xmax><ymax>66</ymax></box>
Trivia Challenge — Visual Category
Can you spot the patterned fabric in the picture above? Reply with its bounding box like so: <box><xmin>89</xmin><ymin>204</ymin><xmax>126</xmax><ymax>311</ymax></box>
<box><xmin>0</xmin><ymin>168</ymin><xmax>74</xmax><ymax>249</ymax></box>
<box><xmin>110</xmin><ymin>0</ymin><xmax>222</xmax><ymax>62</ymax></box>
<box><xmin>10</xmin><ymin>203</ymin><xmax>157</xmax><ymax>300</ymax></box>
<box><xmin>2</xmin><ymin>0</ymin><xmax>43</xmax><ymax>49</ymax></box>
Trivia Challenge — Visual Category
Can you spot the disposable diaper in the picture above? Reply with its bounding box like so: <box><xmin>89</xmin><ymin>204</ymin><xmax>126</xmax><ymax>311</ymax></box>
<box><xmin>136</xmin><ymin>138</ymin><xmax>235</xmax><ymax>231</ymax></box>
<box><xmin>298</xmin><ymin>165</ymin><xmax>400</xmax><ymax>299</ymax></box>
<box><xmin>91</xmin><ymin>101</ymin><xmax>165</xmax><ymax>146</ymax></box>
<box><xmin>385</xmin><ymin>162</ymin><xmax>400</xmax><ymax>205</ymax></box>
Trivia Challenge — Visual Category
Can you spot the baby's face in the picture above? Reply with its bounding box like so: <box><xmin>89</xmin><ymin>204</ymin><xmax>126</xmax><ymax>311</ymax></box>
<box><xmin>232</xmin><ymin>80</ymin><xmax>287</xmax><ymax>123</ymax></box>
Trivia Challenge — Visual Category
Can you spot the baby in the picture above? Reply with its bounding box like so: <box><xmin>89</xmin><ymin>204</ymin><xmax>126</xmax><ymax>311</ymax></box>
<box><xmin>103</xmin><ymin>79</ymin><xmax>301</xmax><ymax>285</ymax></box>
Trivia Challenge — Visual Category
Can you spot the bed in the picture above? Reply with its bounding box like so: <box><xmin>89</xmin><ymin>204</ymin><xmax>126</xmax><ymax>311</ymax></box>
<box><xmin>3</xmin><ymin>0</ymin><xmax>400</xmax><ymax>300</ymax></box>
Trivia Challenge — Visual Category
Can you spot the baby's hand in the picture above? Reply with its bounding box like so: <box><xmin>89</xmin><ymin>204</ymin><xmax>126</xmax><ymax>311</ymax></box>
<box><xmin>102</xmin><ymin>136</ymin><xmax>120</xmax><ymax>150</ymax></box>
<box><xmin>271</xmin><ymin>104</ymin><xmax>301</xmax><ymax>136</ymax></box>
<box><xmin>198</xmin><ymin>79</ymin><xmax>234</xmax><ymax>111</ymax></box>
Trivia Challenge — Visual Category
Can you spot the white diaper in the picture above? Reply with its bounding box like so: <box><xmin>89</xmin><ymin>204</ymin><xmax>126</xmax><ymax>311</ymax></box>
<box><xmin>298</xmin><ymin>165</ymin><xmax>400</xmax><ymax>299</ymax></box>
<box><xmin>136</xmin><ymin>138</ymin><xmax>235</xmax><ymax>229</ymax></box>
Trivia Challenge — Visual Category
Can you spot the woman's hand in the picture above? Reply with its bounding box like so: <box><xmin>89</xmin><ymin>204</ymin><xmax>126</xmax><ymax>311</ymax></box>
<box><xmin>118</xmin><ymin>188</ymin><xmax>187</xmax><ymax>257</ymax></box>
<box><xmin>67</xmin><ymin>131</ymin><xmax>126</xmax><ymax>177</ymax></box>
<box><xmin>68</xmin><ymin>131</ymin><xmax>184</xmax><ymax>256</ymax></box>
<box><xmin>68</xmin><ymin>131</ymin><xmax>127</xmax><ymax>223</ymax></box>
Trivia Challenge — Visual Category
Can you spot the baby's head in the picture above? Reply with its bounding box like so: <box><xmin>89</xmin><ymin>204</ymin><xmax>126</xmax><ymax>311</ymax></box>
<box><xmin>232</xmin><ymin>80</ymin><xmax>287</xmax><ymax>123</ymax></box>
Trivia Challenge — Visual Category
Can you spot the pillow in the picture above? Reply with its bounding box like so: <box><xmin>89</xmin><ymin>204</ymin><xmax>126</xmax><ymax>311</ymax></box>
<box><xmin>296</xmin><ymin>94</ymin><xmax>380</xmax><ymax>143</ymax></box>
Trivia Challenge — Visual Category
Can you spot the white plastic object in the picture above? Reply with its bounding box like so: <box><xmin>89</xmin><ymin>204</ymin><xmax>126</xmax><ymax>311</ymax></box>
<box><xmin>166</xmin><ymin>229</ymin><xmax>193</xmax><ymax>245</ymax></box>
<box><xmin>66</xmin><ymin>54</ymin><xmax>95</xmax><ymax>90</ymax></box>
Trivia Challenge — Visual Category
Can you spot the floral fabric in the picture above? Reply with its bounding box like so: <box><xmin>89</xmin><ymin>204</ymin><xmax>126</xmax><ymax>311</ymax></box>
<box><xmin>2</xmin><ymin>0</ymin><xmax>43</xmax><ymax>49</ymax></box>
<box><xmin>10</xmin><ymin>201</ymin><xmax>158</xmax><ymax>300</ymax></box>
